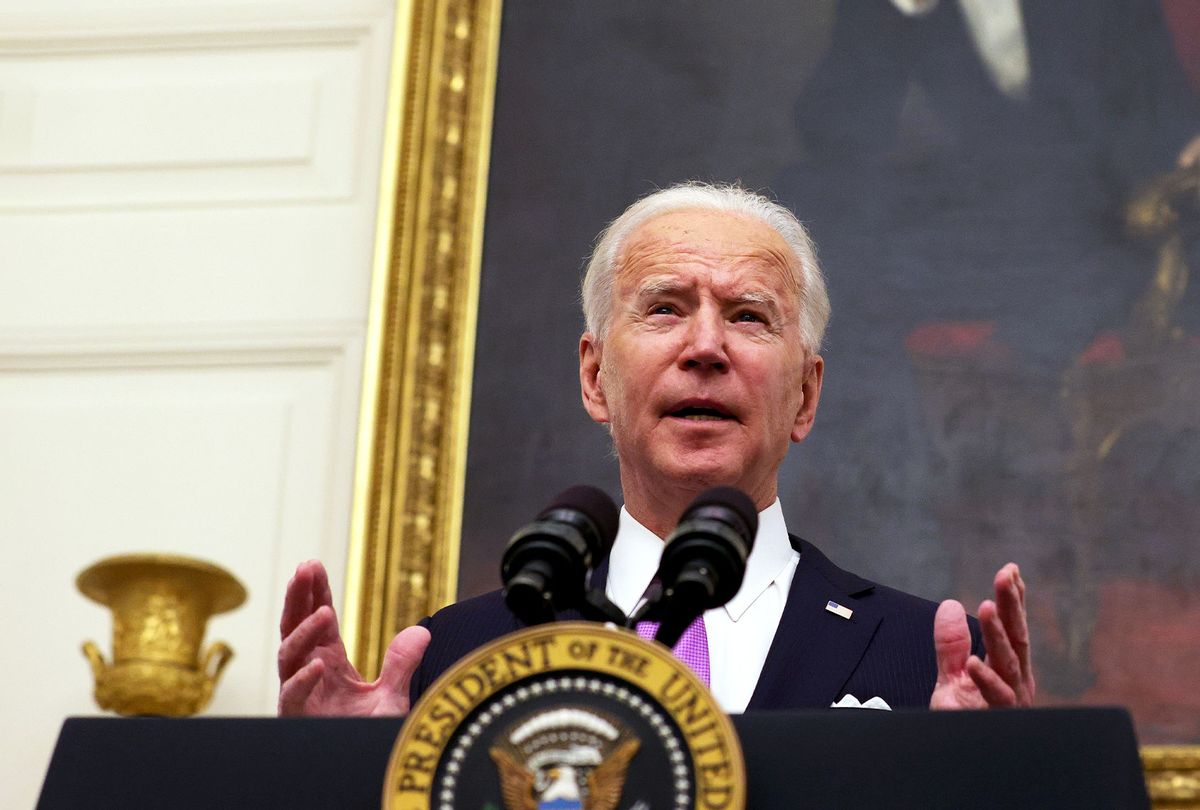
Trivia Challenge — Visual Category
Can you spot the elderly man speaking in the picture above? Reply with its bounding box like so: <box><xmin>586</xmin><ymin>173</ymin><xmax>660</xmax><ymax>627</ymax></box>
<box><xmin>277</xmin><ymin>182</ymin><xmax>1034</xmax><ymax>716</ymax></box>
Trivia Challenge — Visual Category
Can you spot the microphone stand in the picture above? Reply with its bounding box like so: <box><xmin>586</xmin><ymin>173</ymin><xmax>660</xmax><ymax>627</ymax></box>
<box><xmin>579</xmin><ymin>589</ymin><xmax>628</xmax><ymax>625</ymax></box>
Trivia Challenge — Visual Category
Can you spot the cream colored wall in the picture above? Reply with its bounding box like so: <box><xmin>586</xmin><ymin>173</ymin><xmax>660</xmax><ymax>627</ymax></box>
<box><xmin>0</xmin><ymin>1</ymin><xmax>395</xmax><ymax>805</ymax></box>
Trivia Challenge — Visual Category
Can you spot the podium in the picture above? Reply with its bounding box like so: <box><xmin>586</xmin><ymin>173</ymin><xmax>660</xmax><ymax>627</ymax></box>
<box><xmin>38</xmin><ymin>708</ymin><xmax>1149</xmax><ymax>809</ymax></box>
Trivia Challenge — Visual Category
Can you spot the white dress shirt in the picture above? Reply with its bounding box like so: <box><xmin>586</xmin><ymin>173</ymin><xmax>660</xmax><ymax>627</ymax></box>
<box><xmin>605</xmin><ymin>499</ymin><xmax>799</xmax><ymax>714</ymax></box>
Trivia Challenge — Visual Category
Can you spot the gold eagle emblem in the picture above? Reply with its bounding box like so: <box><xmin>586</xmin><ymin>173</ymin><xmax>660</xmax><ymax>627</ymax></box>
<box><xmin>490</xmin><ymin>708</ymin><xmax>641</xmax><ymax>810</ymax></box>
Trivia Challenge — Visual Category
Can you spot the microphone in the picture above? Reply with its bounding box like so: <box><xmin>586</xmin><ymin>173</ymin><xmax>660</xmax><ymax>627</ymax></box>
<box><xmin>648</xmin><ymin>486</ymin><xmax>758</xmax><ymax>648</ymax></box>
<box><xmin>501</xmin><ymin>485</ymin><xmax>619</xmax><ymax>625</ymax></box>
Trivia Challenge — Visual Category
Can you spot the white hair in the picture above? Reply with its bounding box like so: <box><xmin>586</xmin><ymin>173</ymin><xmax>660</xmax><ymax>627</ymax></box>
<box><xmin>581</xmin><ymin>181</ymin><xmax>830</xmax><ymax>353</ymax></box>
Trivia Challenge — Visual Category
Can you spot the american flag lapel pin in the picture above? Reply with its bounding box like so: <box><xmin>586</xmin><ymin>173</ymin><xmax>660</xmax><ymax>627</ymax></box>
<box><xmin>825</xmin><ymin>600</ymin><xmax>853</xmax><ymax>620</ymax></box>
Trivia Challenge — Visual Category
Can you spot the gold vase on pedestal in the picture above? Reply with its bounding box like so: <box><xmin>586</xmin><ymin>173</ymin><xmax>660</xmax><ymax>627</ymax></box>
<box><xmin>78</xmin><ymin>554</ymin><xmax>247</xmax><ymax>717</ymax></box>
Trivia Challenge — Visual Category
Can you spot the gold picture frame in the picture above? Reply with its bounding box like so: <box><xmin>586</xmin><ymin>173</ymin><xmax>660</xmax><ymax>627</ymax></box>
<box><xmin>343</xmin><ymin>0</ymin><xmax>501</xmax><ymax>678</ymax></box>
<box><xmin>1143</xmin><ymin>746</ymin><xmax>1200</xmax><ymax>809</ymax></box>
<box><xmin>344</xmin><ymin>2</ymin><xmax>1200</xmax><ymax>801</ymax></box>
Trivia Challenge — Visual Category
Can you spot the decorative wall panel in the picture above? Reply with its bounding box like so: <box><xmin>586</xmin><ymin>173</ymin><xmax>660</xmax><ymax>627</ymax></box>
<box><xmin>0</xmin><ymin>27</ymin><xmax>370</xmax><ymax>209</ymax></box>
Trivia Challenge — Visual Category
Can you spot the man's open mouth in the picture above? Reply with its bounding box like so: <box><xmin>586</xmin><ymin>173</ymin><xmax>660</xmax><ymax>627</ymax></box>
<box><xmin>668</xmin><ymin>404</ymin><xmax>735</xmax><ymax>422</ymax></box>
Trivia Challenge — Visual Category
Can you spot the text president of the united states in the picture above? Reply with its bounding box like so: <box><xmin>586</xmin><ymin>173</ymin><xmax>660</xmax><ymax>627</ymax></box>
<box><xmin>277</xmin><ymin>182</ymin><xmax>1035</xmax><ymax>715</ymax></box>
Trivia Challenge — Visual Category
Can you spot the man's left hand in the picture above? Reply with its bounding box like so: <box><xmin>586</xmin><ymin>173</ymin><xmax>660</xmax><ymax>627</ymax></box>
<box><xmin>930</xmin><ymin>563</ymin><xmax>1035</xmax><ymax>709</ymax></box>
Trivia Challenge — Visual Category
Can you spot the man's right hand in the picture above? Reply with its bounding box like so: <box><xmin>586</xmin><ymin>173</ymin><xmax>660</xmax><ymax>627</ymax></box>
<box><xmin>277</xmin><ymin>560</ymin><xmax>430</xmax><ymax>716</ymax></box>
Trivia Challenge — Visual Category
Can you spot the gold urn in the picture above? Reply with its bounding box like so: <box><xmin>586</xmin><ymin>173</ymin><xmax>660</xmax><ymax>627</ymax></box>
<box><xmin>78</xmin><ymin>554</ymin><xmax>247</xmax><ymax>717</ymax></box>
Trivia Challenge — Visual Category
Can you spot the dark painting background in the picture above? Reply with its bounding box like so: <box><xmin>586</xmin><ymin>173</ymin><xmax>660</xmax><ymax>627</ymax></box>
<box><xmin>460</xmin><ymin>0</ymin><xmax>1200</xmax><ymax>743</ymax></box>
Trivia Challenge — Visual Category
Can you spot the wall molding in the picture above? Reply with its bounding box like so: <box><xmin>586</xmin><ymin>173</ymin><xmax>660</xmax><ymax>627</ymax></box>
<box><xmin>0</xmin><ymin>18</ymin><xmax>375</xmax><ymax>55</ymax></box>
<box><xmin>0</xmin><ymin>22</ymin><xmax>378</xmax><ymax>211</ymax></box>
<box><xmin>0</xmin><ymin>322</ymin><xmax>361</xmax><ymax>371</ymax></box>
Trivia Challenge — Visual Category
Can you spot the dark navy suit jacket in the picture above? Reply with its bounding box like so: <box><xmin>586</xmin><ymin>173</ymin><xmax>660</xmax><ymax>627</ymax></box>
<box><xmin>411</xmin><ymin>536</ymin><xmax>984</xmax><ymax>710</ymax></box>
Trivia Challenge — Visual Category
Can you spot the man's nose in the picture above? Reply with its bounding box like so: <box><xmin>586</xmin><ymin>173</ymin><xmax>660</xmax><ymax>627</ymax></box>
<box><xmin>679</xmin><ymin>311</ymin><xmax>729</xmax><ymax>371</ymax></box>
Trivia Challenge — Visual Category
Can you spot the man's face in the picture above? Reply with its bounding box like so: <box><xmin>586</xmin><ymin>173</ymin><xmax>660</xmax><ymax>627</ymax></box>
<box><xmin>579</xmin><ymin>209</ymin><xmax>823</xmax><ymax>510</ymax></box>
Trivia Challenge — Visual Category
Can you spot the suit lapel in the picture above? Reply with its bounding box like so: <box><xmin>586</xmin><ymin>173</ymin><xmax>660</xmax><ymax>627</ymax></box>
<box><xmin>591</xmin><ymin>554</ymin><xmax>611</xmax><ymax>593</ymax></box>
<box><xmin>746</xmin><ymin>536</ymin><xmax>882</xmax><ymax>710</ymax></box>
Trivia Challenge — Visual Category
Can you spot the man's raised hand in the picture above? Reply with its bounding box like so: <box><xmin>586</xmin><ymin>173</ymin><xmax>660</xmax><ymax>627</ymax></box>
<box><xmin>277</xmin><ymin>560</ymin><xmax>430</xmax><ymax>716</ymax></box>
<box><xmin>930</xmin><ymin>563</ymin><xmax>1035</xmax><ymax>710</ymax></box>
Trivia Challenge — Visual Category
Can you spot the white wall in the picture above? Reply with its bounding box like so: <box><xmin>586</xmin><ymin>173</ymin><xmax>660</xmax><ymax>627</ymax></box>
<box><xmin>0</xmin><ymin>1</ymin><xmax>395</xmax><ymax>805</ymax></box>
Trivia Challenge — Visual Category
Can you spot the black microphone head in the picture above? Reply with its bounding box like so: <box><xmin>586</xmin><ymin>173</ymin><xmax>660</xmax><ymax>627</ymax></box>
<box><xmin>538</xmin><ymin>485</ymin><xmax>620</xmax><ymax>557</ymax></box>
<box><xmin>656</xmin><ymin>486</ymin><xmax>759</xmax><ymax>618</ymax></box>
<box><xmin>501</xmin><ymin>485</ymin><xmax>618</xmax><ymax>624</ymax></box>
<box><xmin>679</xmin><ymin>486</ymin><xmax>758</xmax><ymax>542</ymax></box>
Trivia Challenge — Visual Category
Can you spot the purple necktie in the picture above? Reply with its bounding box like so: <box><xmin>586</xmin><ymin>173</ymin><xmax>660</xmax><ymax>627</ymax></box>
<box><xmin>637</xmin><ymin>614</ymin><xmax>710</xmax><ymax>686</ymax></box>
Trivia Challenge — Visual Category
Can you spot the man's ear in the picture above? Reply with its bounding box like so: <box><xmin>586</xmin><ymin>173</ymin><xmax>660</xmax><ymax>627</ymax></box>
<box><xmin>579</xmin><ymin>332</ymin><xmax>610</xmax><ymax>424</ymax></box>
<box><xmin>791</xmin><ymin>354</ymin><xmax>824</xmax><ymax>443</ymax></box>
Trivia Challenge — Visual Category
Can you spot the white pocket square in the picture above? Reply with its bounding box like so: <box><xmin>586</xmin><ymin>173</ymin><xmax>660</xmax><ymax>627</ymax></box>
<box><xmin>831</xmin><ymin>694</ymin><xmax>891</xmax><ymax>710</ymax></box>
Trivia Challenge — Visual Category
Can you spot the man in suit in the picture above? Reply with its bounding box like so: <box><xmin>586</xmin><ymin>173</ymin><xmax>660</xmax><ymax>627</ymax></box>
<box><xmin>277</xmin><ymin>182</ymin><xmax>1033</xmax><ymax>715</ymax></box>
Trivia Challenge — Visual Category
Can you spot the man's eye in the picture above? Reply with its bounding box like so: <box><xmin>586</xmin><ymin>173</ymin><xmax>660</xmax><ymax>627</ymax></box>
<box><xmin>735</xmin><ymin>311</ymin><xmax>764</xmax><ymax>323</ymax></box>
<box><xmin>650</xmin><ymin>305</ymin><xmax>676</xmax><ymax>316</ymax></box>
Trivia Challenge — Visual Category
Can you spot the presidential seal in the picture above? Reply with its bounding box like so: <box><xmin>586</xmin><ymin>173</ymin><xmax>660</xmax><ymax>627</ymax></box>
<box><xmin>383</xmin><ymin>622</ymin><xmax>745</xmax><ymax>810</ymax></box>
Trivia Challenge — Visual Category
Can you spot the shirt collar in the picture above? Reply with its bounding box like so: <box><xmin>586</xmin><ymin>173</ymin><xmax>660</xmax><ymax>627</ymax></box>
<box><xmin>606</xmin><ymin>507</ymin><xmax>664</xmax><ymax>616</ymax></box>
<box><xmin>605</xmin><ymin>498</ymin><xmax>796</xmax><ymax>621</ymax></box>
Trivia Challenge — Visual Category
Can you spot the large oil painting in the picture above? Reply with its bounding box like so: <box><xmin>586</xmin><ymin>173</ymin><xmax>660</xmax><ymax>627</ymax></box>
<box><xmin>457</xmin><ymin>0</ymin><xmax>1200</xmax><ymax>744</ymax></box>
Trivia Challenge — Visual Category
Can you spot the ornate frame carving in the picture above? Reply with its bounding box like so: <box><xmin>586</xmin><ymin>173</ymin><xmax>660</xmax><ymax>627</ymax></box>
<box><xmin>343</xmin><ymin>0</ymin><xmax>501</xmax><ymax>677</ymax></box>
<box><xmin>1143</xmin><ymin>746</ymin><xmax>1200</xmax><ymax>809</ymax></box>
